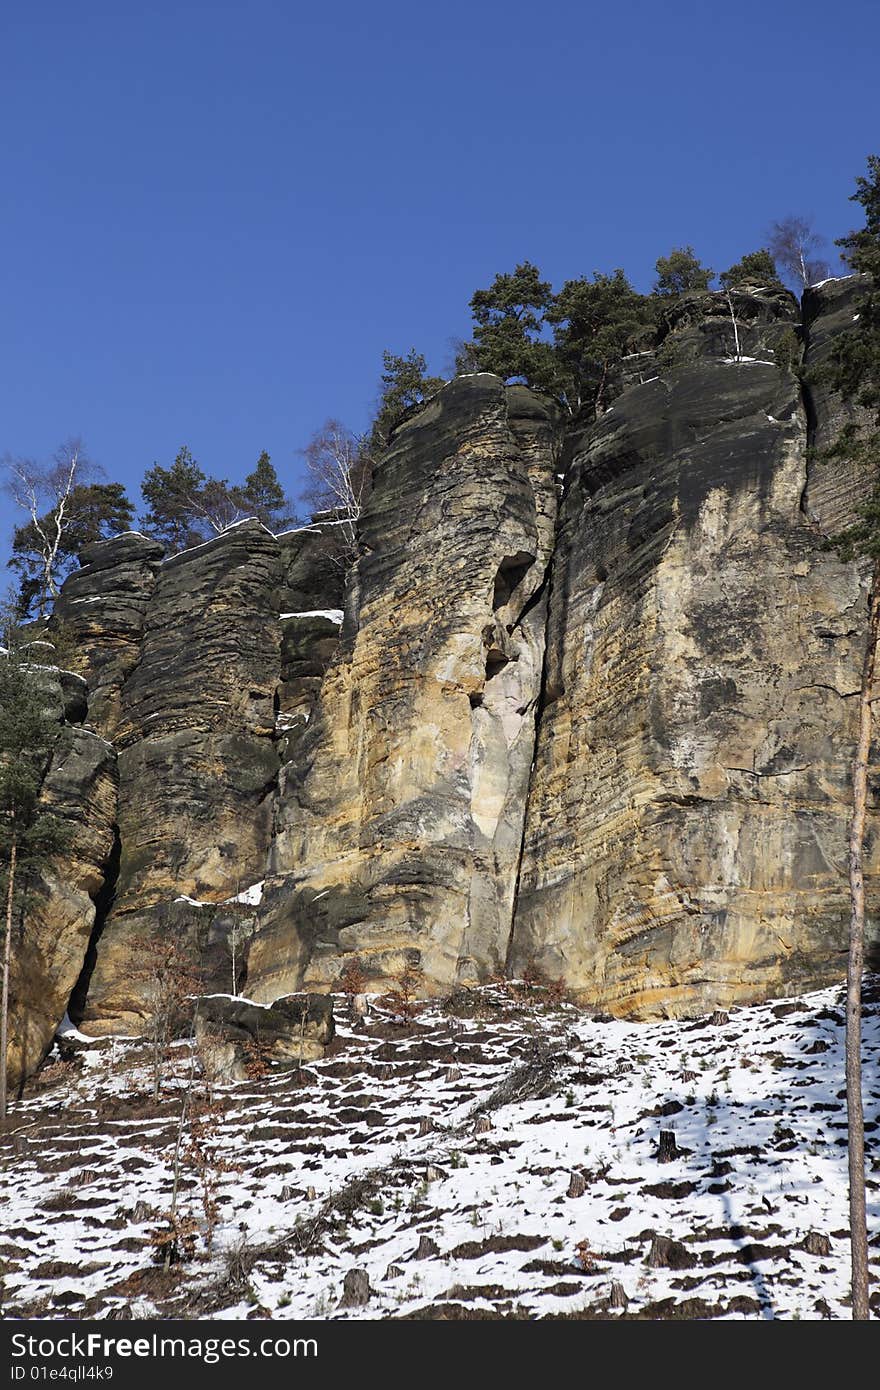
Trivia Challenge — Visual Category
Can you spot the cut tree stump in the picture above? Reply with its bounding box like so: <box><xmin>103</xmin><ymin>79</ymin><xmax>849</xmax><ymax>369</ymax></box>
<box><xmin>657</xmin><ymin>1130</ymin><xmax>679</xmax><ymax>1163</ymax></box>
<box><xmin>609</xmin><ymin>1280</ymin><xmax>629</xmax><ymax>1310</ymax></box>
<box><xmin>802</xmin><ymin>1231</ymin><xmax>832</xmax><ymax>1256</ymax></box>
<box><xmin>567</xmin><ymin>1171</ymin><xmax>587</xmax><ymax>1199</ymax></box>
<box><xmin>339</xmin><ymin>1269</ymin><xmax>371</xmax><ymax>1307</ymax></box>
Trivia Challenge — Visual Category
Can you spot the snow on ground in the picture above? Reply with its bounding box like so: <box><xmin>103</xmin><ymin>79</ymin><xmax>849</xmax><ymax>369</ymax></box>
<box><xmin>1</xmin><ymin>978</ymin><xmax>877</xmax><ymax>1321</ymax></box>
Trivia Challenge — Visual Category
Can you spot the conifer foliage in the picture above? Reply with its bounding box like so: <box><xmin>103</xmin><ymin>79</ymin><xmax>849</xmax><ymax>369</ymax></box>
<box><xmin>653</xmin><ymin>245</ymin><xmax>714</xmax><ymax>297</ymax></box>
<box><xmin>140</xmin><ymin>447</ymin><xmax>293</xmax><ymax>553</ymax></box>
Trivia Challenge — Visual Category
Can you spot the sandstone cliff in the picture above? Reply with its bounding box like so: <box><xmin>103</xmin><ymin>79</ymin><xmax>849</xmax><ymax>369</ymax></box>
<box><xmin>6</xmin><ymin>665</ymin><xmax>117</xmax><ymax>1088</ymax></box>
<box><xmin>511</xmin><ymin>285</ymin><xmax>877</xmax><ymax>1014</ymax></box>
<box><xmin>6</xmin><ymin>277</ymin><xmax>879</xmax><ymax>1081</ymax></box>
<box><xmin>249</xmin><ymin>375</ymin><xmax>559</xmax><ymax>999</ymax></box>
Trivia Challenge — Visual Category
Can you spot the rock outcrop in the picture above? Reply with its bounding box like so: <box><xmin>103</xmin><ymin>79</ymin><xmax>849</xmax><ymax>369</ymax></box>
<box><xmin>8</xmin><ymin>280</ymin><xmax>880</xmax><ymax>1084</ymax></box>
<box><xmin>7</xmin><ymin>684</ymin><xmax>117</xmax><ymax>1088</ymax></box>
<box><xmin>510</xmin><ymin>283</ymin><xmax>878</xmax><ymax>1014</ymax></box>
<box><xmin>195</xmin><ymin>992</ymin><xmax>335</xmax><ymax>1082</ymax></box>
<box><xmin>80</xmin><ymin>520</ymin><xmax>282</xmax><ymax>1033</ymax></box>
<box><xmin>248</xmin><ymin>375</ymin><xmax>559</xmax><ymax>1000</ymax></box>
<box><xmin>51</xmin><ymin>532</ymin><xmax>164</xmax><ymax>739</ymax></box>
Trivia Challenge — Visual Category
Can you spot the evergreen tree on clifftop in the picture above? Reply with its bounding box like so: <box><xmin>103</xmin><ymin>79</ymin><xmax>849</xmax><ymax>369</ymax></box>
<box><xmin>546</xmin><ymin>269</ymin><xmax>655</xmax><ymax>415</ymax></box>
<box><xmin>718</xmin><ymin>249</ymin><xmax>783</xmax><ymax>290</ymax></box>
<box><xmin>653</xmin><ymin>245</ymin><xmax>714</xmax><ymax>296</ymax></box>
<box><xmin>456</xmin><ymin>261</ymin><xmax>559</xmax><ymax>393</ymax></box>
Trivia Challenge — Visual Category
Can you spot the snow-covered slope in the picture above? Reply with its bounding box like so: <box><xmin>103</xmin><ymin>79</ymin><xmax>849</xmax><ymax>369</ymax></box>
<box><xmin>1</xmin><ymin>979</ymin><xmax>878</xmax><ymax>1320</ymax></box>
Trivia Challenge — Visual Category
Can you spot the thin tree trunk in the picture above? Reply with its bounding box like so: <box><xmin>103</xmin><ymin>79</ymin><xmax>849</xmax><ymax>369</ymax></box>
<box><xmin>1</xmin><ymin>835</ymin><xmax>17</xmax><ymax>1123</ymax></box>
<box><xmin>726</xmin><ymin>292</ymin><xmax>742</xmax><ymax>361</ymax></box>
<box><xmin>847</xmin><ymin>557</ymin><xmax>880</xmax><ymax>1320</ymax></box>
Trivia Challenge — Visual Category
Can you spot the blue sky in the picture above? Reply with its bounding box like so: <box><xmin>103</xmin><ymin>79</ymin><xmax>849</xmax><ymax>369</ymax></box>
<box><xmin>1</xmin><ymin>0</ymin><xmax>877</xmax><ymax>565</ymax></box>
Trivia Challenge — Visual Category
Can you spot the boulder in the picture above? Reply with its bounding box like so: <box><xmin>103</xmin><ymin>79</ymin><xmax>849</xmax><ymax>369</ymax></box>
<box><xmin>194</xmin><ymin>992</ymin><xmax>335</xmax><ymax>1081</ymax></box>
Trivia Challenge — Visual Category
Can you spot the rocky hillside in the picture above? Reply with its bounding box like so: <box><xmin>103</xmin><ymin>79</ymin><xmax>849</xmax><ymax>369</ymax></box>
<box><xmin>6</xmin><ymin>275</ymin><xmax>880</xmax><ymax>1088</ymax></box>
<box><xmin>1</xmin><ymin>977</ymin><xmax>878</xmax><ymax>1320</ymax></box>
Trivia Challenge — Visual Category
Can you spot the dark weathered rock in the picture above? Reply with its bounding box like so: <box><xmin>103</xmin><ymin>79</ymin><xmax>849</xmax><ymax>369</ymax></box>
<box><xmin>195</xmin><ymin>992</ymin><xmax>335</xmax><ymax>1081</ymax></box>
<box><xmin>52</xmin><ymin>532</ymin><xmax>164</xmax><ymax>738</ymax></box>
<box><xmin>276</xmin><ymin>609</ymin><xmax>343</xmax><ymax>756</ymax></box>
<box><xmin>656</xmin><ymin>284</ymin><xmax>799</xmax><ymax>369</ymax></box>
<box><xmin>248</xmin><ymin>374</ymin><xmax>559</xmax><ymax>1001</ymax></box>
<box><xmin>6</xmin><ymin>725</ymin><xmax>117</xmax><ymax>1087</ymax></box>
<box><xmin>277</xmin><ymin>520</ymin><xmax>348</xmax><ymax>614</ymax></box>
<box><xmin>802</xmin><ymin>275</ymin><xmax>874</xmax><ymax>534</ymax></box>
<box><xmin>81</xmin><ymin>521</ymin><xmax>281</xmax><ymax>1033</ymax></box>
<box><xmin>510</xmin><ymin>286</ymin><xmax>877</xmax><ymax>1017</ymax></box>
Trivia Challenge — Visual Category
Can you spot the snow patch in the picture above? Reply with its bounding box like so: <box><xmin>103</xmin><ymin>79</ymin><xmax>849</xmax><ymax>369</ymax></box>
<box><xmin>279</xmin><ymin>609</ymin><xmax>343</xmax><ymax>623</ymax></box>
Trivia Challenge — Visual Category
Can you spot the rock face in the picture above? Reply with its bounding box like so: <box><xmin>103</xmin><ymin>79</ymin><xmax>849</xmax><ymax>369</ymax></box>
<box><xmin>801</xmin><ymin>274</ymin><xmax>874</xmax><ymax>532</ymax></box>
<box><xmin>9</xmin><ymin>280</ymin><xmax>880</xmax><ymax>1082</ymax></box>
<box><xmin>7</xmin><ymin>706</ymin><xmax>117</xmax><ymax>1088</ymax></box>
<box><xmin>510</xmin><ymin>283</ymin><xmax>878</xmax><ymax>1015</ymax></box>
<box><xmin>80</xmin><ymin>520</ymin><xmax>283</xmax><ymax>1033</ymax></box>
<box><xmin>51</xmin><ymin>532</ymin><xmax>164</xmax><ymax>739</ymax></box>
<box><xmin>275</xmin><ymin>520</ymin><xmax>348</xmax><ymax>760</ymax></box>
<box><xmin>248</xmin><ymin>375</ymin><xmax>559</xmax><ymax>1000</ymax></box>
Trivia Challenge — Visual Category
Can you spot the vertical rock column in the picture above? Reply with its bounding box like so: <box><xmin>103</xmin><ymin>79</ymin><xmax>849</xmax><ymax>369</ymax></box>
<box><xmin>52</xmin><ymin>532</ymin><xmax>165</xmax><ymax>740</ymax></box>
<box><xmin>80</xmin><ymin>521</ymin><xmax>282</xmax><ymax>1033</ymax></box>
<box><xmin>249</xmin><ymin>375</ymin><xmax>558</xmax><ymax>999</ymax></box>
<box><xmin>511</xmin><ymin>290</ymin><xmax>877</xmax><ymax>1016</ymax></box>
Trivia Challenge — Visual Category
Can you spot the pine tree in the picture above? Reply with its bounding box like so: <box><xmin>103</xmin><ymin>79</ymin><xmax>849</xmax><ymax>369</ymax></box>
<box><xmin>546</xmin><ymin>269</ymin><xmax>655</xmax><ymax>415</ymax></box>
<box><xmin>654</xmin><ymin>246</ymin><xmax>713</xmax><ymax>297</ymax></box>
<box><xmin>370</xmin><ymin>350</ymin><xmax>446</xmax><ymax>447</ymax></box>
<box><xmin>718</xmin><ymin>249</ymin><xmax>783</xmax><ymax>291</ymax></box>
<box><xmin>238</xmin><ymin>452</ymin><xmax>294</xmax><ymax>531</ymax></box>
<box><xmin>0</xmin><ymin>627</ymin><xmax>71</xmax><ymax>1119</ymax></box>
<box><xmin>458</xmin><ymin>261</ymin><xmax>559</xmax><ymax>391</ymax></box>
<box><xmin>821</xmin><ymin>152</ymin><xmax>880</xmax><ymax>1321</ymax></box>
<box><xmin>140</xmin><ymin>447</ymin><xmax>208</xmax><ymax>552</ymax></box>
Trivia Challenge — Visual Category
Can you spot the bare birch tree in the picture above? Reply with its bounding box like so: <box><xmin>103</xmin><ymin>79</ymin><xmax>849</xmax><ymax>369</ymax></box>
<box><xmin>2</xmin><ymin>440</ymin><xmax>90</xmax><ymax>619</ymax></box>
<box><xmin>768</xmin><ymin>215</ymin><xmax>831</xmax><ymax>290</ymax></box>
<box><xmin>299</xmin><ymin>420</ymin><xmax>373</xmax><ymax>566</ymax></box>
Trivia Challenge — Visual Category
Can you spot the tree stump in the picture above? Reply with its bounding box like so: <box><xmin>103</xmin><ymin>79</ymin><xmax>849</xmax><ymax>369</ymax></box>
<box><xmin>414</xmin><ymin>1235</ymin><xmax>439</xmax><ymax>1259</ymax></box>
<box><xmin>646</xmin><ymin>1234</ymin><xmax>696</xmax><ymax>1270</ymax></box>
<box><xmin>802</xmin><ymin>1230</ymin><xmax>832</xmax><ymax>1256</ymax></box>
<box><xmin>609</xmin><ymin>1280</ymin><xmax>629</xmax><ymax>1310</ymax></box>
<box><xmin>657</xmin><ymin>1129</ymin><xmax>679</xmax><ymax>1163</ymax></box>
<box><xmin>567</xmin><ymin>1171</ymin><xmax>587</xmax><ymax>1199</ymax></box>
<box><xmin>339</xmin><ymin>1268</ymin><xmax>371</xmax><ymax>1307</ymax></box>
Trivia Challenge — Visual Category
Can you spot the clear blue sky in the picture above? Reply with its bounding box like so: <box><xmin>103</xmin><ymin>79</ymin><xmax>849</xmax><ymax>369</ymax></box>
<box><xmin>1</xmin><ymin>0</ymin><xmax>877</xmax><ymax>563</ymax></box>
